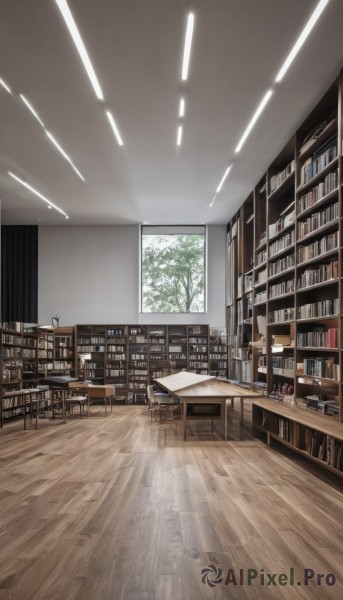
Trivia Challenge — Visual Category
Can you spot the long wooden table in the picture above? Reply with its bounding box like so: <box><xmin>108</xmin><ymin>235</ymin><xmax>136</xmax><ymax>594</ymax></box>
<box><xmin>154</xmin><ymin>372</ymin><xmax>262</xmax><ymax>440</ymax></box>
<box><xmin>68</xmin><ymin>383</ymin><xmax>114</xmax><ymax>416</ymax></box>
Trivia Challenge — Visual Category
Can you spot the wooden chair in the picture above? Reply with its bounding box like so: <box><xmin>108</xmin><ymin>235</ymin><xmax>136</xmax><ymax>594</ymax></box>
<box><xmin>147</xmin><ymin>385</ymin><xmax>159</xmax><ymax>421</ymax></box>
<box><xmin>66</xmin><ymin>388</ymin><xmax>89</xmax><ymax>418</ymax></box>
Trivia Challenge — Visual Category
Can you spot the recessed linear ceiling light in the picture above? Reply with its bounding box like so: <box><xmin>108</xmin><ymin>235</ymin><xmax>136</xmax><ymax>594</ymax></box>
<box><xmin>209</xmin><ymin>194</ymin><xmax>217</xmax><ymax>208</ymax></box>
<box><xmin>181</xmin><ymin>13</ymin><xmax>194</xmax><ymax>81</ymax></box>
<box><xmin>216</xmin><ymin>163</ymin><xmax>233</xmax><ymax>193</ymax></box>
<box><xmin>45</xmin><ymin>131</ymin><xmax>85</xmax><ymax>180</ymax></box>
<box><xmin>55</xmin><ymin>0</ymin><xmax>104</xmax><ymax>101</ymax></box>
<box><xmin>106</xmin><ymin>111</ymin><xmax>124</xmax><ymax>146</ymax></box>
<box><xmin>275</xmin><ymin>0</ymin><xmax>330</xmax><ymax>83</ymax></box>
<box><xmin>20</xmin><ymin>94</ymin><xmax>85</xmax><ymax>180</ymax></box>
<box><xmin>177</xmin><ymin>125</ymin><xmax>183</xmax><ymax>146</ymax></box>
<box><xmin>20</xmin><ymin>94</ymin><xmax>45</xmax><ymax>127</ymax></box>
<box><xmin>0</xmin><ymin>77</ymin><xmax>12</xmax><ymax>94</ymax></box>
<box><xmin>179</xmin><ymin>98</ymin><xmax>185</xmax><ymax>117</ymax></box>
<box><xmin>8</xmin><ymin>171</ymin><xmax>69</xmax><ymax>219</ymax></box>
<box><xmin>235</xmin><ymin>89</ymin><xmax>273</xmax><ymax>154</ymax></box>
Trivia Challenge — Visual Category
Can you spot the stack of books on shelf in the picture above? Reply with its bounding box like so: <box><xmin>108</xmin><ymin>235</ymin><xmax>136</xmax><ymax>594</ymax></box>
<box><xmin>269</xmin><ymin>160</ymin><xmax>295</xmax><ymax>194</ymax></box>
<box><xmin>297</xmin><ymin>202</ymin><xmax>338</xmax><ymax>237</ymax></box>
<box><xmin>298</xmin><ymin>298</ymin><xmax>338</xmax><ymax>319</ymax></box>
<box><xmin>300</xmin><ymin>137</ymin><xmax>337</xmax><ymax>185</ymax></box>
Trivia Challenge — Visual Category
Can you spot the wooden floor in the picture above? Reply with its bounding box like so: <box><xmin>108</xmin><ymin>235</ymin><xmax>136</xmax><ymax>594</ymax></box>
<box><xmin>0</xmin><ymin>404</ymin><xmax>342</xmax><ymax>600</ymax></box>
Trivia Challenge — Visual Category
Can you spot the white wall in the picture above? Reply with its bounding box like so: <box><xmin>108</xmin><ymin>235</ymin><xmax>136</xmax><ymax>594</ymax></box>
<box><xmin>38</xmin><ymin>224</ymin><xmax>226</xmax><ymax>327</ymax></box>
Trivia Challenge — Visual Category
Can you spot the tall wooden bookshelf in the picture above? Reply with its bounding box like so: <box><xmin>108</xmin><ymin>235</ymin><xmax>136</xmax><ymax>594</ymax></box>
<box><xmin>73</xmin><ymin>323</ymin><xmax>227</xmax><ymax>404</ymax></box>
<box><xmin>226</xmin><ymin>70</ymin><xmax>343</xmax><ymax>475</ymax></box>
<box><xmin>0</xmin><ymin>323</ymin><xmax>39</xmax><ymax>426</ymax></box>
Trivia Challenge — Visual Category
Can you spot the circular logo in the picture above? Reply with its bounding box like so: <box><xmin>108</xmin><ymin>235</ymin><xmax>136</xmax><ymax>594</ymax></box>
<box><xmin>201</xmin><ymin>565</ymin><xmax>223</xmax><ymax>588</ymax></box>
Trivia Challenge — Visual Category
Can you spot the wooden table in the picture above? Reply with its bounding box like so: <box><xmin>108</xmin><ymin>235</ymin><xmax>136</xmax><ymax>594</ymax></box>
<box><xmin>154</xmin><ymin>372</ymin><xmax>262</xmax><ymax>441</ymax></box>
<box><xmin>68</xmin><ymin>383</ymin><xmax>114</xmax><ymax>416</ymax></box>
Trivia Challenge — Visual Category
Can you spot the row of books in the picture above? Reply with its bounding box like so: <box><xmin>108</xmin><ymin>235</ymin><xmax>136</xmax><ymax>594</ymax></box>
<box><xmin>256</xmin><ymin>290</ymin><xmax>267</xmax><ymax>303</ymax></box>
<box><xmin>210</xmin><ymin>346</ymin><xmax>227</xmax><ymax>353</ymax></box>
<box><xmin>78</xmin><ymin>345</ymin><xmax>105</xmax><ymax>352</ymax></box>
<box><xmin>269</xmin><ymin>159</ymin><xmax>295</xmax><ymax>194</ymax></box>
<box><xmin>304</xmin><ymin>429</ymin><xmax>327</xmax><ymax>460</ymax></box>
<box><xmin>303</xmin><ymin>357</ymin><xmax>339</xmax><ymax>380</ymax></box>
<box><xmin>297</xmin><ymin>260</ymin><xmax>338</xmax><ymax>289</ymax></box>
<box><xmin>105</xmin><ymin>369</ymin><xmax>125</xmax><ymax>377</ymax></box>
<box><xmin>269</xmin><ymin>254</ymin><xmax>295</xmax><ymax>277</ymax></box>
<box><xmin>298</xmin><ymin>231</ymin><xmax>338</xmax><ymax>263</ymax></box>
<box><xmin>297</xmin><ymin>327</ymin><xmax>338</xmax><ymax>348</ymax></box>
<box><xmin>269</xmin><ymin>307</ymin><xmax>295</xmax><ymax>323</ymax></box>
<box><xmin>300</xmin><ymin>138</ymin><xmax>337</xmax><ymax>185</ymax></box>
<box><xmin>269</xmin><ymin>415</ymin><xmax>292</xmax><ymax>443</ymax></box>
<box><xmin>77</xmin><ymin>337</ymin><xmax>106</xmax><ymax>344</ymax></box>
<box><xmin>269</xmin><ymin>230</ymin><xmax>295</xmax><ymax>258</ymax></box>
<box><xmin>107</xmin><ymin>353</ymin><xmax>126</xmax><ymax>360</ymax></box>
<box><xmin>256</xmin><ymin>248</ymin><xmax>267</xmax><ymax>266</ymax></box>
<box><xmin>37</xmin><ymin>350</ymin><xmax>53</xmax><ymax>359</ymax></box>
<box><xmin>22</xmin><ymin>349</ymin><xmax>36</xmax><ymax>358</ymax></box>
<box><xmin>297</xmin><ymin>170</ymin><xmax>337</xmax><ymax>213</ymax></box>
<box><xmin>1</xmin><ymin>334</ymin><xmax>26</xmax><ymax>345</ymax></box>
<box><xmin>271</xmin><ymin>357</ymin><xmax>295</xmax><ymax>370</ymax></box>
<box><xmin>2</xmin><ymin>347</ymin><xmax>22</xmax><ymax>358</ymax></box>
<box><xmin>297</xmin><ymin>202</ymin><xmax>338</xmax><ymax>238</ymax></box>
<box><xmin>269</xmin><ymin>278</ymin><xmax>294</xmax><ymax>299</ymax></box>
<box><xmin>297</xmin><ymin>298</ymin><xmax>339</xmax><ymax>319</ymax></box>
<box><xmin>107</xmin><ymin>328</ymin><xmax>127</xmax><ymax>336</ymax></box>
<box><xmin>256</xmin><ymin>269</ymin><xmax>267</xmax><ymax>286</ymax></box>
<box><xmin>188</xmin><ymin>345</ymin><xmax>208</xmax><ymax>352</ymax></box>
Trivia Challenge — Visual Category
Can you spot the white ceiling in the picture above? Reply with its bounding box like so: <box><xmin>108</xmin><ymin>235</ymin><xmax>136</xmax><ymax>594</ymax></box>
<box><xmin>1</xmin><ymin>0</ymin><xmax>343</xmax><ymax>226</ymax></box>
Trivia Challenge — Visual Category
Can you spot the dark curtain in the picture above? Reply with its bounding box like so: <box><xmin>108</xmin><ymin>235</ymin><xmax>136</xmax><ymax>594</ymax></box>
<box><xmin>1</xmin><ymin>226</ymin><xmax>38</xmax><ymax>323</ymax></box>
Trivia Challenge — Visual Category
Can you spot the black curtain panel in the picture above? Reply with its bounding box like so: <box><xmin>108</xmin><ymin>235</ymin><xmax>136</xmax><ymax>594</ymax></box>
<box><xmin>1</xmin><ymin>225</ymin><xmax>38</xmax><ymax>323</ymax></box>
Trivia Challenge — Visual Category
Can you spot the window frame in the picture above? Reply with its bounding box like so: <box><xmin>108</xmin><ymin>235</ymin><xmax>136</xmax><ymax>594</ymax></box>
<box><xmin>139</xmin><ymin>224</ymin><xmax>207</xmax><ymax>314</ymax></box>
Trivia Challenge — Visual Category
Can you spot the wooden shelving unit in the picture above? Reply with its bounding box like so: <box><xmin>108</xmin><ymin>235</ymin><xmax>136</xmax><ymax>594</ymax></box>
<box><xmin>73</xmin><ymin>323</ymin><xmax>213</xmax><ymax>404</ymax></box>
<box><xmin>187</xmin><ymin>325</ymin><xmax>209</xmax><ymax>374</ymax></box>
<box><xmin>0</xmin><ymin>323</ymin><xmax>44</xmax><ymax>426</ymax></box>
<box><xmin>105</xmin><ymin>325</ymin><xmax>128</xmax><ymax>404</ymax></box>
<box><xmin>128</xmin><ymin>325</ymin><xmax>148</xmax><ymax>404</ymax></box>
<box><xmin>226</xmin><ymin>70</ymin><xmax>343</xmax><ymax>474</ymax></box>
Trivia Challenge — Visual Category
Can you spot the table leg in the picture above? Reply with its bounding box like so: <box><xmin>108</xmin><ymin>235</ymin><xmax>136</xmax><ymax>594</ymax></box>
<box><xmin>224</xmin><ymin>400</ymin><xmax>227</xmax><ymax>441</ymax></box>
<box><xmin>240</xmin><ymin>398</ymin><xmax>244</xmax><ymax>423</ymax></box>
<box><xmin>231</xmin><ymin>398</ymin><xmax>234</xmax><ymax>408</ymax></box>
<box><xmin>24</xmin><ymin>397</ymin><xmax>27</xmax><ymax>430</ymax></box>
<box><xmin>183</xmin><ymin>401</ymin><xmax>187</xmax><ymax>441</ymax></box>
<box><xmin>62</xmin><ymin>397</ymin><xmax>67</xmax><ymax>423</ymax></box>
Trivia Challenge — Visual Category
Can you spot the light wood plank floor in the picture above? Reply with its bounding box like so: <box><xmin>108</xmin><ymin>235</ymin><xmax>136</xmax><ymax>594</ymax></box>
<box><xmin>0</xmin><ymin>404</ymin><xmax>342</xmax><ymax>600</ymax></box>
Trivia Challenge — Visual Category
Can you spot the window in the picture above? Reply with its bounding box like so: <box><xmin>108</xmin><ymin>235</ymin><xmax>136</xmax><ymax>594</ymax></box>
<box><xmin>141</xmin><ymin>225</ymin><xmax>206</xmax><ymax>313</ymax></box>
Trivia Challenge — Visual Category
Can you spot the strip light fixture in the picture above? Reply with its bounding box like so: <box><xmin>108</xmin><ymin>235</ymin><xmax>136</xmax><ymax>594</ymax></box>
<box><xmin>177</xmin><ymin>125</ymin><xmax>183</xmax><ymax>146</ymax></box>
<box><xmin>20</xmin><ymin>93</ymin><xmax>85</xmax><ymax>180</ymax></box>
<box><xmin>181</xmin><ymin>13</ymin><xmax>194</xmax><ymax>81</ymax></box>
<box><xmin>235</xmin><ymin>89</ymin><xmax>273</xmax><ymax>153</ymax></box>
<box><xmin>216</xmin><ymin>163</ymin><xmax>233</xmax><ymax>193</ymax></box>
<box><xmin>209</xmin><ymin>194</ymin><xmax>217</xmax><ymax>208</ymax></box>
<box><xmin>8</xmin><ymin>171</ymin><xmax>69</xmax><ymax>219</ymax></box>
<box><xmin>0</xmin><ymin>77</ymin><xmax>12</xmax><ymax>94</ymax></box>
<box><xmin>275</xmin><ymin>0</ymin><xmax>330</xmax><ymax>83</ymax></box>
<box><xmin>56</xmin><ymin>0</ymin><xmax>124</xmax><ymax>147</ymax></box>
<box><xmin>179</xmin><ymin>98</ymin><xmax>185</xmax><ymax>117</ymax></box>
<box><xmin>106</xmin><ymin>111</ymin><xmax>124</xmax><ymax>146</ymax></box>
<box><xmin>45</xmin><ymin>131</ymin><xmax>85</xmax><ymax>180</ymax></box>
<box><xmin>20</xmin><ymin>94</ymin><xmax>45</xmax><ymax>127</ymax></box>
<box><xmin>55</xmin><ymin>0</ymin><xmax>104</xmax><ymax>100</ymax></box>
